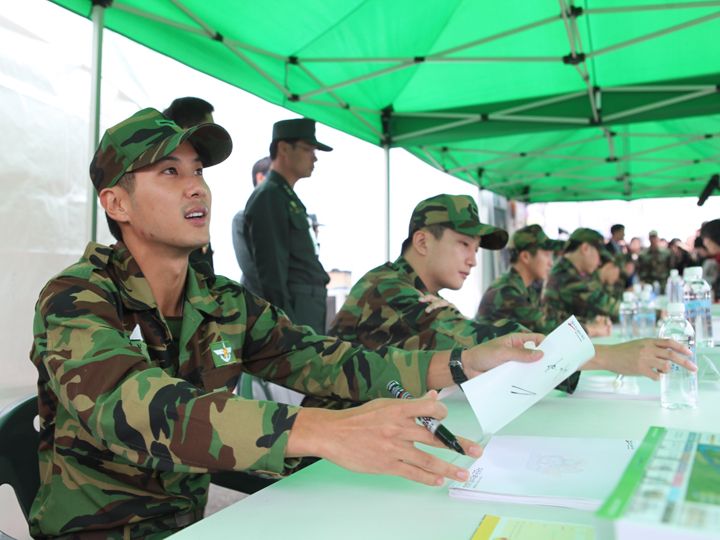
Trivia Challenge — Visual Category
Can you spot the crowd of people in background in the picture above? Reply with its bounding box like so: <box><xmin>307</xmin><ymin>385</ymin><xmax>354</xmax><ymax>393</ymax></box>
<box><xmin>600</xmin><ymin>222</ymin><xmax>720</xmax><ymax>301</ymax></box>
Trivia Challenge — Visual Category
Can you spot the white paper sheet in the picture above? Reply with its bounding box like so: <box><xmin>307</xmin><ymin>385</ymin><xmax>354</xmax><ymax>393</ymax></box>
<box><xmin>461</xmin><ymin>316</ymin><xmax>595</xmax><ymax>435</ymax></box>
<box><xmin>450</xmin><ymin>435</ymin><xmax>637</xmax><ymax>510</ymax></box>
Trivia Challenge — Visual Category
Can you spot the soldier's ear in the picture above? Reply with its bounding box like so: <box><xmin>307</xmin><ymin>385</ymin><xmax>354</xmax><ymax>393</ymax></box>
<box><xmin>413</xmin><ymin>229</ymin><xmax>429</xmax><ymax>255</ymax></box>
<box><xmin>99</xmin><ymin>187</ymin><xmax>130</xmax><ymax>224</ymax></box>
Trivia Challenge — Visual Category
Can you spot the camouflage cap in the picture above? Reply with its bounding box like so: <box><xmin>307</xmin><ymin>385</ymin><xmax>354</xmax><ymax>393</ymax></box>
<box><xmin>509</xmin><ymin>224</ymin><xmax>564</xmax><ymax>252</ymax></box>
<box><xmin>89</xmin><ymin>108</ymin><xmax>233</xmax><ymax>192</ymax></box>
<box><xmin>567</xmin><ymin>227</ymin><xmax>612</xmax><ymax>262</ymax></box>
<box><xmin>408</xmin><ymin>194</ymin><xmax>508</xmax><ymax>250</ymax></box>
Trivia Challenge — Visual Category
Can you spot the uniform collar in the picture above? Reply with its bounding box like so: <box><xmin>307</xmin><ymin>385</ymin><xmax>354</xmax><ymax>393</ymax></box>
<box><xmin>83</xmin><ymin>242</ymin><xmax>223</xmax><ymax>317</ymax></box>
<box><xmin>266</xmin><ymin>170</ymin><xmax>307</xmax><ymax>212</ymax></box>
<box><xmin>393</xmin><ymin>256</ymin><xmax>430</xmax><ymax>294</ymax></box>
<box><xmin>558</xmin><ymin>255</ymin><xmax>584</xmax><ymax>277</ymax></box>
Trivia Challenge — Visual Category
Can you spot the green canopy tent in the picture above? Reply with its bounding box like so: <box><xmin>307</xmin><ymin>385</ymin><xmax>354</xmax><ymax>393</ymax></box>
<box><xmin>51</xmin><ymin>0</ymin><xmax>720</xmax><ymax>245</ymax></box>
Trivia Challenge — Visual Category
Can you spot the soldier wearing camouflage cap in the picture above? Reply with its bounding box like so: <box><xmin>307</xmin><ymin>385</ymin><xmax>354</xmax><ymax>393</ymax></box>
<box><xmin>326</xmin><ymin>194</ymin><xmax>527</xmax><ymax>395</ymax></box>
<box><xmin>30</xmin><ymin>111</ymin><xmax>548</xmax><ymax>537</ymax></box>
<box><xmin>637</xmin><ymin>229</ymin><xmax>672</xmax><ymax>285</ymax></box>
<box><xmin>477</xmin><ymin>225</ymin><xmax>564</xmax><ymax>335</ymax></box>
<box><xmin>543</xmin><ymin>227</ymin><xmax>620</xmax><ymax>333</ymax></box>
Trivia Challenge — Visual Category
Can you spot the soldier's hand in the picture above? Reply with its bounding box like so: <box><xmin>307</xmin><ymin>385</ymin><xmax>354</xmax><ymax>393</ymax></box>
<box><xmin>595</xmin><ymin>339</ymin><xmax>697</xmax><ymax>380</ymax></box>
<box><xmin>463</xmin><ymin>332</ymin><xmax>544</xmax><ymax>377</ymax></box>
<box><xmin>586</xmin><ymin>316</ymin><xmax>612</xmax><ymax>337</ymax></box>
<box><xmin>418</xmin><ymin>294</ymin><xmax>454</xmax><ymax>314</ymax></box>
<box><xmin>287</xmin><ymin>391</ymin><xmax>482</xmax><ymax>486</ymax></box>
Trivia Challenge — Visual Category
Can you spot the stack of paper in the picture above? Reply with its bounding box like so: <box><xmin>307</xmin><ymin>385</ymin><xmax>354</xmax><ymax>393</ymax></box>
<box><xmin>450</xmin><ymin>435</ymin><xmax>637</xmax><ymax>510</ymax></box>
<box><xmin>596</xmin><ymin>426</ymin><xmax>720</xmax><ymax>540</ymax></box>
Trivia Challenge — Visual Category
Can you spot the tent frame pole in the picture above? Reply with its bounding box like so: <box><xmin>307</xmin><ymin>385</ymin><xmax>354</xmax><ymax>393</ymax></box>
<box><xmin>384</xmin><ymin>145</ymin><xmax>391</xmax><ymax>262</ymax></box>
<box><xmin>88</xmin><ymin>2</ymin><xmax>106</xmax><ymax>243</ymax></box>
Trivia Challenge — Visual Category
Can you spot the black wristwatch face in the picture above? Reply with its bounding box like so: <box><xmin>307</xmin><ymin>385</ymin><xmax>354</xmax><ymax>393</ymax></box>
<box><xmin>449</xmin><ymin>349</ymin><xmax>468</xmax><ymax>384</ymax></box>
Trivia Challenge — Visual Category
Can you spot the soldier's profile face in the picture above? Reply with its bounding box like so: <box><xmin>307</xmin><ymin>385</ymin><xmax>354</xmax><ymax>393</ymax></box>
<box><xmin>286</xmin><ymin>140</ymin><xmax>318</xmax><ymax>179</ymax></box>
<box><xmin>122</xmin><ymin>141</ymin><xmax>211</xmax><ymax>253</ymax></box>
<box><xmin>582</xmin><ymin>243</ymin><xmax>601</xmax><ymax>273</ymax></box>
<box><xmin>527</xmin><ymin>249</ymin><xmax>553</xmax><ymax>281</ymax></box>
<box><xmin>424</xmin><ymin>228</ymin><xmax>480</xmax><ymax>292</ymax></box>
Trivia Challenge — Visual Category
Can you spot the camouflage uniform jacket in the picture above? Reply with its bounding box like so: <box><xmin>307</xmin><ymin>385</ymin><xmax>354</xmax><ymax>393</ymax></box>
<box><xmin>30</xmin><ymin>242</ymin><xmax>433</xmax><ymax>538</ymax></box>
<box><xmin>328</xmin><ymin>256</ymin><xmax>522</xmax><ymax>350</ymax></box>
<box><xmin>543</xmin><ymin>256</ymin><xmax>621</xmax><ymax>329</ymax></box>
<box><xmin>477</xmin><ymin>267</ymin><xmax>555</xmax><ymax>334</ymax></box>
<box><xmin>637</xmin><ymin>247</ymin><xmax>671</xmax><ymax>284</ymax></box>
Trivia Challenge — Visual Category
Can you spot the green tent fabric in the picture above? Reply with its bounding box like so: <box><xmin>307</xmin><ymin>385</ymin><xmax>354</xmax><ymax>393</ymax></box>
<box><xmin>51</xmin><ymin>0</ymin><xmax>720</xmax><ymax>202</ymax></box>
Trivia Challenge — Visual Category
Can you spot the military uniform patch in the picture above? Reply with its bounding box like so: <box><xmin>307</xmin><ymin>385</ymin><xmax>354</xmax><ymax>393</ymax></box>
<box><xmin>211</xmin><ymin>341</ymin><xmax>235</xmax><ymax>366</ymax></box>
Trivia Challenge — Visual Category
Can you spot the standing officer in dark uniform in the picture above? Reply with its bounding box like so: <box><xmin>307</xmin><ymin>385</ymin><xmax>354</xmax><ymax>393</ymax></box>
<box><xmin>243</xmin><ymin>118</ymin><xmax>331</xmax><ymax>333</ymax></box>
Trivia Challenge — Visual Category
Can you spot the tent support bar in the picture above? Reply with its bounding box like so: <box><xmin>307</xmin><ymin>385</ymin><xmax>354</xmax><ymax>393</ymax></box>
<box><xmin>603</xmin><ymin>87</ymin><xmax>718</xmax><ymax>122</ymax></box>
<box><xmin>586</xmin><ymin>1</ymin><xmax>720</xmax><ymax>14</ymax></box>
<box><xmin>298</xmin><ymin>61</ymin><xmax>413</xmax><ymax>100</ymax></box>
<box><xmin>606</xmin><ymin>85</ymin><xmax>717</xmax><ymax>92</ymax></box>
<box><xmin>384</xmin><ymin>145</ymin><xmax>390</xmax><ymax>262</ymax></box>
<box><xmin>587</xmin><ymin>11</ymin><xmax>720</xmax><ymax>60</ymax></box>
<box><xmin>418</xmin><ymin>147</ymin><xmax>446</xmax><ymax>172</ymax></box>
<box><xmin>88</xmin><ymin>2</ymin><xmax>105</xmax><ymax>243</ymax></box>
<box><xmin>492</xmin><ymin>91</ymin><xmax>585</xmax><ymax>116</ymax></box>
<box><xmin>116</xmin><ymin>2</ymin><xmax>287</xmax><ymax>61</ymax></box>
<box><xmin>296</xmin><ymin>64</ymin><xmax>383</xmax><ymax>138</ymax></box>
<box><xmin>489</xmin><ymin>113</ymin><xmax>589</xmax><ymax>125</ymax></box>
<box><xmin>391</xmin><ymin>116</ymin><xmax>483</xmax><ymax>143</ymax></box>
<box><xmin>431</xmin><ymin>14</ymin><xmax>559</xmax><ymax>58</ymax></box>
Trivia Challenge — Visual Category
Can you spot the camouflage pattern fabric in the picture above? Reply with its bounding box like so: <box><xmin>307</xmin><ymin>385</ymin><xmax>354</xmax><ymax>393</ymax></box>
<box><xmin>408</xmin><ymin>194</ymin><xmax>507</xmax><ymax>249</ymax></box>
<box><xmin>327</xmin><ymin>258</ymin><xmax>582</xmax><ymax>397</ymax></box>
<box><xmin>543</xmin><ymin>256</ymin><xmax>621</xmax><ymax>330</ymax></box>
<box><xmin>508</xmin><ymin>224</ymin><xmax>564</xmax><ymax>252</ymax></box>
<box><xmin>89</xmin><ymin>108</ymin><xmax>232</xmax><ymax>192</ymax></box>
<box><xmin>328</xmin><ymin>257</ymin><xmax>522</xmax><ymax>351</ymax></box>
<box><xmin>477</xmin><ymin>267</ymin><xmax>555</xmax><ymax>334</ymax></box>
<box><xmin>30</xmin><ymin>242</ymin><xmax>433</xmax><ymax>538</ymax></box>
<box><xmin>637</xmin><ymin>247</ymin><xmax>672</xmax><ymax>284</ymax></box>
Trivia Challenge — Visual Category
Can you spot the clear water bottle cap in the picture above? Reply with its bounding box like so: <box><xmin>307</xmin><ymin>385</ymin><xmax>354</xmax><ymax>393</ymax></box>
<box><xmin>683</xmin><ymin>266</ymin><xmax>702</xmax><ymax>280</ymax></box>
<box><xmin>640</xmin><ymin>289</ymin><xmax>652</xmax><ymax>301</ymax></box>
<box><xmin>622</xmin><ymin>291</ymin><xmax>635</xmax><ymax>302</ymax></box>
<box><xmin>666</xmin><ymin>302</ymin><xmax>685</xmax><ymax>315</ymax></box>
<box><xmin>632</xmin><ymin>284</ymin><xmax>642</xmax><ymax>294</ymax></box>
<box><xmin>642</xmin><ymin>283</ymin><xmax>653</xmax><ymax>292</ymax></box>
<box><xmin>669</xmin><ymin>268</ymin><xmax>679</xmax><ymax>277</ymax></box>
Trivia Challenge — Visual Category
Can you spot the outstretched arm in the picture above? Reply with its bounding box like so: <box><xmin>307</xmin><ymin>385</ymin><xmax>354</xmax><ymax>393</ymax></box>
<box><xmin>287</xmin><ymin>390</ymin><xmax>482</xmax><ymax>486</ymax></box>
<box><xmin>583</xmin><ymin>339</ymin><xmax>696</xmax><ymax>380</ymax></box>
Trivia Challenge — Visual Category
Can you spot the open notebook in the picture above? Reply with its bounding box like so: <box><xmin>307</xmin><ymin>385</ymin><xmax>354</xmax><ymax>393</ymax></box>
<box><xmin>450</xmin><ymin>435</ymin><xmax>637</xmax><ymax>511</ymax></box>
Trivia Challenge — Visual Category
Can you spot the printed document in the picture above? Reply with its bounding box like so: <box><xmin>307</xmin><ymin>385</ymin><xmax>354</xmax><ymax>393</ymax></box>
<box><xmin>461</xmin><ymin>316</ymin><xmax>594</xmax><ymax>435</ymax></box>
<box><xmin>450</xmin><ymin>435</ymin><xmax>637</xmax><ymax>510</ymax></box>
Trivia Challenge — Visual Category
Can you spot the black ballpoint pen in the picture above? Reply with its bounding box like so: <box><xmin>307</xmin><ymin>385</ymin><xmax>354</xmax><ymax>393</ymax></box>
<box><xmin>387</xmin><ymin>380</ymin><xmax>465</xmax><ymax>455</ymax></box>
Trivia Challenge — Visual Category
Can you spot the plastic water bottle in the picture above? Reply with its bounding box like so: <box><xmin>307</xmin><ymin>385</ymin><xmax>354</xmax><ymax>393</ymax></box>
<box><xmin>638</xmin><ymin>289</ymin><xmax>657</xmax><ymax>338</ymax></box>
<box><xmin>658</xmin><ymin>302</ymin><xmax>698</xmax><ymax>409</ymax></box>
<box><xmin>665</xmin><ymin>268</ymin><xmax>684</xmax><ymax>304</ymax></box>
<box><xmin>618</xmin><ymin>292</ymin><xmax>638</xmax><ymax>341</ymax></box>
<box><xmin>683</xmin><ymin>266</ymin><xmax>714</xmax><ymax>347</ymax></box>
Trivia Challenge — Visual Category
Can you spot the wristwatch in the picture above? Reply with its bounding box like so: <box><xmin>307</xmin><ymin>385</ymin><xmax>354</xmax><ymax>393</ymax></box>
<box><xmin>449</xmin><ymin>347</ymin><xmax>468</xmax><ymax>385</ymax></box>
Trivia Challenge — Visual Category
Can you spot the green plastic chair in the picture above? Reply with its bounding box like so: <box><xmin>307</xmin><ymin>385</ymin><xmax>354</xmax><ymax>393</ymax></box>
<box><xmin>0</xmin><ymin>395</ymin><xmax>40</xmax><ymax>523</ymax></box>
